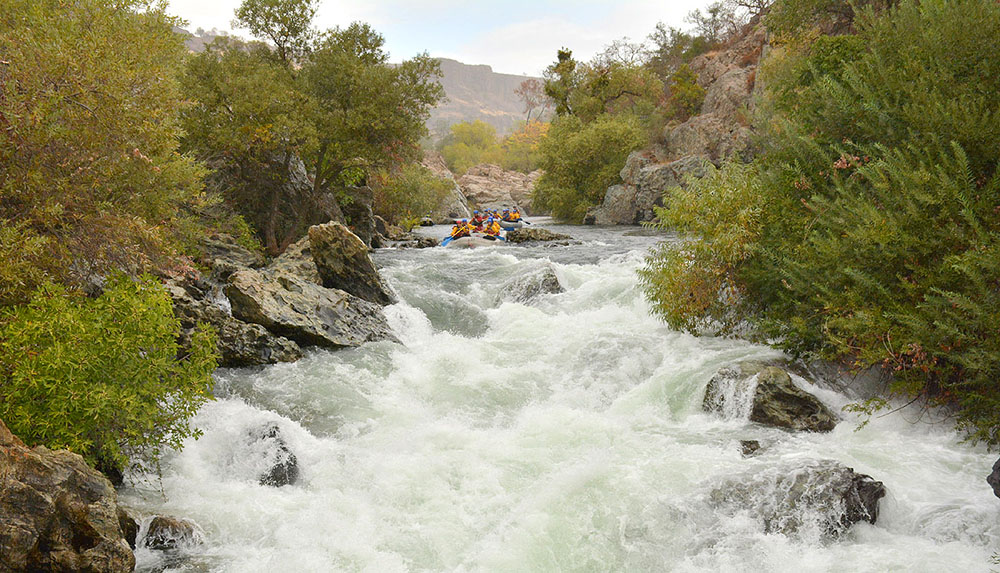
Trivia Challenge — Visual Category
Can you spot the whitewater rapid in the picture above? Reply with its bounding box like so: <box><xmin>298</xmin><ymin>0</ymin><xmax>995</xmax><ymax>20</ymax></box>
<box><xmin>122</xmin><ymin>223</ymin><xmax>1000</xmax><ymax>572</ymax></box>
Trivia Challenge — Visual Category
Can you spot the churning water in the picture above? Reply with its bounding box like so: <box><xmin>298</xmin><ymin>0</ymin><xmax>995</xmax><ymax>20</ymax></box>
<box><xmin>122</xmin><ymin>222</ymin><xmax>1000</xmax><ymax>572</ymax></box>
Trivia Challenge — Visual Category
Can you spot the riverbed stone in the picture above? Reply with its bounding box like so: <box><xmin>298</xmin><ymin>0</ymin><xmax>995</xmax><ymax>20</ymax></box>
<box><xmin>308</xmin><ymin>222</ymin><xmax>395</xmax><ymax>305</ymax></box>
<box><xmin>704</xmin><ymin>362</ymin><xmax>838</xmax><ymax>432</ymax></box>
<box><xmin>143</xmin><ymin>516</ymin><xmax>203</xmax><ymax>551</ymax></box>
<box><xmin>0</xmin><ymin>418</ymin><xmax>135</xmax><ymax>572</ymax></box>
<box><xmin>988</xmin><ymin>457</ymin><xmax>1000</xmax><ymax>499</ymax></box>
<box><xmin>710</xmin><ymin>459</ymin><xmax>885</xmax><ymax>537</ymax></box>
<box><xmin>504</xmin><ymin>228</ymin><xmax>573</xmax><ymax>244</ymax></box>
<box><xmin>269</xmin><ymin>235</ymin><xmax>322</xmax><ymax>284</ymax></box>
<box><xmin>497</xmin><ymin>265</ymin><xmax>565</xmax><ymax>304</ymax></box>
<box><xmin>253</xmin><ymin>423</ymin><xmax>300</xmax><ymax>487</ymax></box>
<box><xmin>226</xmin><ymin>269</ymin><xmax>396</xmax><ymax>349</ymax></box>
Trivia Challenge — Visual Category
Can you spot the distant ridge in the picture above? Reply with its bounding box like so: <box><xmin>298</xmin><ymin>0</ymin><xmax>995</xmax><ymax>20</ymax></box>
<box><xmin>173</xmin><ymin>29</ymin><xmax>539</xmax><ymax>141</ymax></box>
<box><xmin>429</xmin><ymin>58</ymin><xmax>542</xmax><ymax>140</ymax></box>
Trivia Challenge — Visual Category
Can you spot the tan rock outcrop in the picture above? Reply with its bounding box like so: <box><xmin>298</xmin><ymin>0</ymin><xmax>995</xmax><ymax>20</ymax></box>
<box><xmin>457</xmin><ymin>164</ymin><xmax>541</xmax><ymax>214</ymax></box>
<box><xmin>1</xmin><ymin>419</ymin><xmax>135</xmax><ymax>572</ymax></box>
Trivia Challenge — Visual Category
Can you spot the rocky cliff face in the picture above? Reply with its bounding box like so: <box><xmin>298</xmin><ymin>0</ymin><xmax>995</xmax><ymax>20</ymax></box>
<box><xmin>421</xmin><ymin>151</ymin><xmax>472</xmax><ymax>224</ymax></box>
<box><xmin>428</xmin><ymin>59</ymin><xmax>544</xmax><ymax>140</ymax></box>
<box><xmin>588</xmin><ymin>23</ymin><xmax>767</xmax><ymax>225</ymax></box>
<box><xmin>457</xmin><ymin>163</ymin><xmax>542</xmax><ymax>213</ymax></box>
<box><xmin>1</xmin><ymin>419</ymin><xmax>135</xmax><ymax>572</ymax></box>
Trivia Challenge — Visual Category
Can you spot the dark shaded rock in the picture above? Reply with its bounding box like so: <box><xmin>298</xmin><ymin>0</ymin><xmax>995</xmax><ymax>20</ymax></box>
<box><xmin>143</xmin><ymin>516</ymin><xmax>203</xmax><ymax>551</ymax></box>
<box><xmin>118</xmin><ymin>508</ymin><xmax>139</xmax><ymax>550</ymax></box>
<box><xmin>988</xmin><ymin>457</ymin><xmax>1000</xmax><ymax>499</ymax></box>
<box><xmin>308</xmin><ymin>222</ymin><xmax>395</xmax><ymax>305</ymax></box>
<box><xmin>253</xmin><ymin>423</ymin><xmax>299</xmax><ymax>487</ymax></box>
<box><xmin>167</xmin><ymin>281</ymin><xmax>303</xmax><ymax>367</ymax></box>
<box><xmin>0</xmin><ymin>418</ymin><xmax>135</xmax><ymax>572</ymax></box>
<box><xmin>741</xmin><ymin>440</ymin><xmax>761</xmax><ymax>457</ymax></box>
<box><xmin>504</xmin><ymin>228</ymin><xmax>573</xmax><ymax>244</ymax></box>
<box><xmin>710</xmin><ymin>459</ymin><xmax>886</xmax><ymax>538</ymax></box>
<box><xmin>498</xmin><ymin>266</ymin><xmax>565</xmax><ymax>304</ymax></box>
<box><xmin>704</xmin><ymin>361</ymin><xmax>838</xmax><ymax>432</ymax></box>
<box><xmin>226</xmin><ymin>269</ymin><xmax>397</xmax><ymax>349</ymax></box>
<box><xmin>390</xmin><ymin>234</ymin><xmax>439</xmax><ymax>249</ymax></box>
<box><xmin>339</xmin><ymin>185</ymin><xmax>376</xmax><ymax>247</ymax></box>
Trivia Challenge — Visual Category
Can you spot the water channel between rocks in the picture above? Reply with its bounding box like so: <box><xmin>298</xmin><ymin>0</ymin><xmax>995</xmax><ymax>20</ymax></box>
<box><xmin>122</xmin><ymin>221</ymin><xmax>1000</xmax><ymax>573</ymax></box>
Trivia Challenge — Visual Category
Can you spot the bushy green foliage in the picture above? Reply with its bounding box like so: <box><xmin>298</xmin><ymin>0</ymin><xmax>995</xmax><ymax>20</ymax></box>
<box><xmin>0</xmin><ymin>0</ymin><xmax>206</xmax><ymax>297</ymax></box>
<box><xmin>439</xmin><ymin>121</ymin><xmax>504</xmax><ymax>174</ymax></box>
<box><xmin>667</xmin><ymin>64</ymin><xmax>707</xmax><ymax>120</ymax></box>
<box><xmin>182</xmin><ymin>11</ymin><xmax>443</xmax><ymax>253</ymax></box>
<box><xmin>0</xmin><ymin>276</ymin><xmax>217</xmax><ymax>474</ymax></box>
<box><xmin>372</xmin><ymin>164</ymin><xmax>453</xmax><ymax>228</ymax></box>
<box><xmin>533</xmin><ymin>114</ymin><xmax>646</xmax><ymax>221</ymax></box>
<box><xmin>642</xmin><ymin>0</ymin><xmax>1000</xmax><ymax>442</ymax></box>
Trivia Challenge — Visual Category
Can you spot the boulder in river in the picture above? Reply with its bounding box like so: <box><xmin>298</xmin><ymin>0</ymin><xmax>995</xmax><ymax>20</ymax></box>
<box><xmin>0</xmin><ymin>418</ymin><xmax>135</xmax><ymax>572</ymax></box>
<box><xmin>709</xmin><ymin>459</ymin><xmax>886</xmax><ymax>538</ymax></box>
<box><xmin>143</xmin><ymin>516</ymin><xmax>204</xmax><ymax>551</ymax></box>
<box><xmin>308</xmin><ymin>222</ymin><xmax>395</xmax><ymax>305</ymax></box>
<box><xmin>497</xmin><ymin>265</ymin><xmax>565</xmax><ymax>304</ymax></box>
<box><xmin>226</xmin><ymin>269</ymin><xmax>397</xmax><ymax>349</ymax></box>
<box><xmin>253</xmin><ymin>423</ymin><xmax>300</xmax><ymax>487</ymax></box>
<box><xmin>704</xmin><ymin>361</ymin><xmax>838</xmax><ymax>432</ymax></box>
<box><xmin>504</xmin><ymin>227</ymin><xmax>574</xmax><ymax>244</ymax></box>
<box><xmin>167</xmin><ymin>281</ymin><xmax>303</xmax><ymax>367</ymax></box>
<box><xmin>988</xmin><ymin>457</ymin><xmax>1000</xmax><ymax>499</ymax></box>
<box><xmin>269</xmin><ymin>235</ymin><xmax>322</xmax><ymax>285</ymax></box>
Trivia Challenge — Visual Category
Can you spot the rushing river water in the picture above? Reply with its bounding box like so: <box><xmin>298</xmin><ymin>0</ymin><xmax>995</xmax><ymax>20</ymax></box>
<box><xmin>123</xmin><ymin>222</ymin><xmax>999</xmax><ymax>572</ymax></box>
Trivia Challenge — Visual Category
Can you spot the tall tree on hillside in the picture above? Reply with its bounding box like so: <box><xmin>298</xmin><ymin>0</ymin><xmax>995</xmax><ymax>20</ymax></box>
<box><xmin>514</xmin><ymin>78</ymin><xmax>550</xmax><ymax>122</ymax></box>
<box><xmin>233</xmin><ymin>0</ymin><xmax>318</xmax><ymax>66</ymax></box>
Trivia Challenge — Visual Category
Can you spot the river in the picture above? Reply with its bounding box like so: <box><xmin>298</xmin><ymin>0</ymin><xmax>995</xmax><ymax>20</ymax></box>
<box><xmin>122</xmin><ymin>221</ymin><xmax>999</xmax><ymax>572</ymax></box>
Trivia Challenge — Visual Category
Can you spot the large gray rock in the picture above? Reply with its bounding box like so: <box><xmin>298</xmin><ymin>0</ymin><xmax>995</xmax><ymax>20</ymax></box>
<box><xmin>0</xmin><ymin>418</ymin><xmax>135</xmax><ymax>572</ymax></box>
<box><xmin>663</xmin><ymin>114</ymin><xmax>753</xmax><ymax>163</ymax></box>
<box><xmin>269</xmin><ymin>235</ymin><xmax>322</xmax><ymax>285</ymax></box>
<box><xmin>308</xmin><ymin>222</ymin><xmax>395</xmax><ymax>305</ymax></box>
<box><xmin>339</xmin><ymin>185</ymin><xmax>376</xmax><ymax>247</ymax></box>
<box><xmin>458</xmin><ymin>163</ymin><xmax>540</xmax><ymax>213</ymax></box>
<box><xmin>167</xmin><ymin>281</ymin><xmax>303</xmax><ymax>368</ymax></box>
<box><xmin>589</xmin><ymin>155</ymin><xmax>708</xmax><ymax>225</ymax></box>
<box><xmin>710</xmin><ymin>459</ymin><xmax>886</xmax><ymax>537</ymax></box>
<box><xmin>197</xmin><ymin>233</ymin><xmax>266</xmax><ymax>271</ymax></box>
<box><xmin>701</xmin><ymin>67</ymin><xmax>755</xmax><ymax>120</ymax></box>
<box><xmin>226</xmin><ymin>269</ymin><xmax>396</xmax><ymax>349</ymax></box>
<box><xmin>504</xmin><ymin>228</ymin><xmax>574</xmax><ymax>244</ymax></box>
<box><xmin>704</xmin><ymin>362</ymin><xmax>838</xmax><ymax>432</ymax></box>
<box><xmin>988</xmin><ymin>457</ymin><xmax>1000</xmax><ymax>499</ymax></box>
<box><xmin>421</xmin><ymin>151</ymin><xmax>473</xmax><ymax>224</ymax></box>
<box><xmin>497</xmin><ymin>266</ymin><xmax>565</xmax><ymax>304</ymax></box>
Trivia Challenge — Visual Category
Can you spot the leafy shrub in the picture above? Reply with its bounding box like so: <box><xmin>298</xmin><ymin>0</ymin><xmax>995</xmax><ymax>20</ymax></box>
<box><xmin>0</xmin><ymin>276</ymin><xmax>217</xmax><ymax>474</ymax></box>
<box><xmin>533</xmin><ymin>114</ymin><xmax>646</xmax><ymax>222</ymax></box>
<box><xmin>372</xmin><ymin>164</ymin><xmax>453</xmax><ymax>228</ymax></box>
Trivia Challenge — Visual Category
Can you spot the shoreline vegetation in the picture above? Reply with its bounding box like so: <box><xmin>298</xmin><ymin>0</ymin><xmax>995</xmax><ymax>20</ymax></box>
<box><xmin>1</xmin><ymin>0</ymin><xmax>999</xmax><ymax>568</ymax></box>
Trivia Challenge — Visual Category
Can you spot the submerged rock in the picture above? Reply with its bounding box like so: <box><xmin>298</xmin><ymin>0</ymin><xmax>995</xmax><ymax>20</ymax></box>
<box><xmin>143</xmin><ymin>516</ymin><xmax>204</xmax><ymax>551</ymax></box>
<box><xmin>497</xmin><ymin>266</ymin><xmax>565</xmax><ymax>304</ymax></box>
<box><xmin>710</xmin><ymin>459</ymin><xmax>886</xmax><ymax>538</ymax></box>
<box><xmin>226</xmin><ymin>269</ymin><xmax>397</xmax><ymax>349</ymax></box>
<box><xmin>704</xmin><ymin>361</ymin><xmax>838</xmax><ymax>432</ymax></box>
<box><xmin>309</xmin><ymin>222</ymin><xmax>395</xmax><ymax>305</ymax></box>
<box><xmin>988</xmin><ymin>457</ymin><xmax>1000</xmax><ymax>499</ymax></box>
<box><xmin>0</xmin><ymin>418</ymin><xmax>135</xmax><ymax>572</ymax></box>
<box><xmin>504</xmin><ymin>228</ymin><xmax>573</xmax><ymax>244</ymax></box>
<box><xmin>253</xmin><ymin>423</ymin><xmax>300</xmax><ymax>487</ymax></box>
<box><xmin>740</xmin><ymin>440</ymin><xmax>762</xmax><ymax>457</ymax></box>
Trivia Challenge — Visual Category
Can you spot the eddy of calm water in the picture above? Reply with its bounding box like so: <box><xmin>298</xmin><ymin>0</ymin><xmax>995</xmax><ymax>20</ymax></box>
<box><xmin>121</xmin><ymin>222</ymin><xmax>1000</xmax><ymax>573</ymax></box>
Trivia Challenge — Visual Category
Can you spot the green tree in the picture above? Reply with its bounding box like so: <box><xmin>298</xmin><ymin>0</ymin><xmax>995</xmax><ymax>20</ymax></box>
<box><xmin>0</xmin><ymin>0</ymin><xmax>206</xmax><ymax>303</ymax></box>
<box><xmin>371</xmin><ymin>164</ymin><xmax>452</xmax><ymax>229</ymax></box>
<box><xmin>438</xmin><ymin>120</ymin><xmax>503</xmax><ymax>174</ymax></box>
<box><xmin>301</xmin><ymin>23</ymin><xmax>444</xmax><ymax>194</ymax></box>
<box><xmin>234</xmin><ymin>0</ymin><xmax>318</xmax><ymax>66</ymax></box>
<box><xmin>0</xmin><ymin>276</ymin><xmax>217</xmax><ymax>476</ymax></box>
<box><xmin>533</xmin><ymin>114</ymin><xmax>646</xmax><ymax>221</ymax></box>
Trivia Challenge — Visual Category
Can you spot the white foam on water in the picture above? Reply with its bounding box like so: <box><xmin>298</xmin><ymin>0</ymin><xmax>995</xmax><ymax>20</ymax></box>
<box><xmin>123</xmin><ymin>227</ymin><xmax>1000</xmax><ymax>572</ymax></box>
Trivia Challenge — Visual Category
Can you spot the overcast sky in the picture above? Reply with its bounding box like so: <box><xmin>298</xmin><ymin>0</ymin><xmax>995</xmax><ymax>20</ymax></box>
<box><xmin>166</xmin><ymin>0</ymin><xmax>709</xmax><ymax>76</ymax></box>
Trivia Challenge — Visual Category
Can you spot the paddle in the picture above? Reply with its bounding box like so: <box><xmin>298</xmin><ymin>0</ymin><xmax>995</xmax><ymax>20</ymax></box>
<box><xmin>440</xmin><ymin>236</ymin><xmax>453</xmax><ymax>246</ymax></box>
